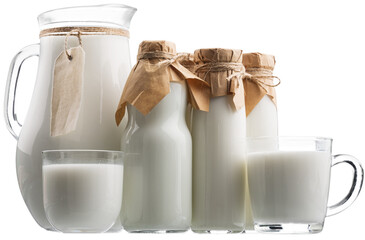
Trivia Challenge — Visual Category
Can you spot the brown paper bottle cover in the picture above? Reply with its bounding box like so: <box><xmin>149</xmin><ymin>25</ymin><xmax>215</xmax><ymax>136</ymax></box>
<box><xmin>194</xmin><ymin>48</ymin><xmax>245</xmax><ymax>111</ymax></box>
<box><xmin>115</xmin><ymin>41</ymin><xmax>210</xmax><ymax>126</ymax></box>
<box><xmin>178</xmin><ymin>52</ymin><xmax>195</xmax><ymax>106</ymax></box>
<box><xmin>242</xmin><ymin>52</ymin><xmax>278</xmax><ymax>116</ymax></box>
<box><xmin>178</xmin><ymin>52</ymin><xmax>195</xmax><ymax>72</ymax></box>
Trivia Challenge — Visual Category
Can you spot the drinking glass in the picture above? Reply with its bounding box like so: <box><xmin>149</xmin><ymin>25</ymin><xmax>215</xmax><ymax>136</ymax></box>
<box><xmin>42</xmin><ymin>150</ymin><xmax>124</xmax><ymax>233</ymax></box>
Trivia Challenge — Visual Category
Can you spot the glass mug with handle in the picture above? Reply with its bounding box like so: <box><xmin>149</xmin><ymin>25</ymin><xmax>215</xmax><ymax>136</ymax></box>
<box><xmin>247</xmin><ymin>137</ymin><xmax>363</xmax><ymax>233</ymax></box>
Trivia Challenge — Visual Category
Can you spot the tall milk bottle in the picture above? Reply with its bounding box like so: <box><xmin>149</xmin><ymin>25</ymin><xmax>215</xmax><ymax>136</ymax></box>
<box><xmin>242</xmin><ymin>52</ymin><xmax>279</xmax><ymax>231</ymax></box>
<box><xmin>191</xmin><ymin>48</ymin><xmax>247</xmax><ymax>233</ymax></box>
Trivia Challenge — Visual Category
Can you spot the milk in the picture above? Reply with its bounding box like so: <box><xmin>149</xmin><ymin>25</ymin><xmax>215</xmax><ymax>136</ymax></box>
<box><xmin>246</xmin><ymin>95</ymin><xmax>278</xmax><ymax>138</ymax></box>
<box><xmin>16</xmin><ymin>34</ymin><xmax>130</xmax><ymax>229</ymax></box>
<box><xmin>247</xmin><ymin>151</ymin><xmax>331</xmax><ymax>224</ymax></box>
<box><xmin>121</xmin><ymin>82</ymin><xmax>192</xmax><ymax>232</ymax></box>
<box><xmin>192</xmin><ymin>96</ymin><xmax>246</xmax><ymax>233</ymax></box>
<box><xmin>43</xmin><ymin>164</ymin><xmax>123</xmax><ymax>232</ymax></box>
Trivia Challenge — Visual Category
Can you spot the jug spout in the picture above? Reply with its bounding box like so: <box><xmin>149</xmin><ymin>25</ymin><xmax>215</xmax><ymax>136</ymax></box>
<box><xmin>38</xmin><ymin>4</ymin><xmax>137</xmax><ymax>30</ymax></box>
<box><xmin>118</xmin><ymin>4</ymin><xmax>137</xmax><ymax>29</ymax></box>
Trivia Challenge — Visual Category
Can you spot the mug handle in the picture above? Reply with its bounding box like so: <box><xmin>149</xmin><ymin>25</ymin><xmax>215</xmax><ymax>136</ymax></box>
<box><xmin>4</xmin><ymin>44</ymin><xmax>40</xmax><ymax>140</ymax></box>
<box><xmin>327</xmin><ymin>154</ymin><xmax>364</xmax><ymax>216</ymax></box>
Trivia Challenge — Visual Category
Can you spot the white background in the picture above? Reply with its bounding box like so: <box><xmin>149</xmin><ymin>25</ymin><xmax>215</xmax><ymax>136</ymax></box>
<box><xmin>0</xmin><ymin>0</ymin><xmax>364</xmax><ymax>239</ymax></box>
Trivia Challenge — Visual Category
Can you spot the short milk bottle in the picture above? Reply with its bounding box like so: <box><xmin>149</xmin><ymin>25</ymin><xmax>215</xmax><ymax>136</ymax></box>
<box><xmin>191</xmin><ymin>48</ymin><xmax>247</xmax><ymax>233</ymax></box>
<box><xmin>242</xmin><ymin>52</ymin><xmax>279</xmax><ymax>231</ymax></box>
<box><xmin>115</xmin><ymin>41</ymin><xmax>209</xmax><ymax>233</ymax></box>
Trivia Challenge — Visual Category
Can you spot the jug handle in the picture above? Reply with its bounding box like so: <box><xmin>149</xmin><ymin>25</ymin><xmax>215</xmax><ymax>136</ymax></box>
<box><xmin>4</xmin><ymin>44</ymin><xmax>40</xmax><ymax>140</ymax></box>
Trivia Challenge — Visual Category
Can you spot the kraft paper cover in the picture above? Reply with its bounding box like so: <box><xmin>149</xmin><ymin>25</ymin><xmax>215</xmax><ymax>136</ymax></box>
<box><xmin>51</xmin><ymin>46</ymin><xmax>85</xmax><ymax>137</ymax></box>
<box><xmin>178</xmin><ymin>53</ymin><xmax>195</xmax><ymax>106</ymax></box>
<box><xmin>115</xmin><ymin>41</ymin><xmax>210</xmax><ymax>125</ymax></box>
<box><xmin>194</xmin><ymin>48</ymin><xmax>245</xmax><ymax>110</ymax></box>
<box><xmin>242</xmin><ymin>52</ymin><xmax>277</xmax><ymax>116</ymax></box>
<box><xmin>178</xmin><ymin>52</ymin><xmax>195</xmax><ymax>72</ymax></box>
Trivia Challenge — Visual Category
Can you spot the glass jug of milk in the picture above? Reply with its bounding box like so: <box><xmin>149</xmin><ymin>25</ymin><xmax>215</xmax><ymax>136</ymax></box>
<box><xmin>4</xmin><ymin>4</ymin><xmax>136</xmax><ymax>230</ymax></box>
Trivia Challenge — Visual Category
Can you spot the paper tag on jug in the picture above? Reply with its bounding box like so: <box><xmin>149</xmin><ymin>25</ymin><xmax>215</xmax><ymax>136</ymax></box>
<box><xmin>50</xmin><ymin>46</ymin><xmax>85</xmax><ymax>137</ymax></box>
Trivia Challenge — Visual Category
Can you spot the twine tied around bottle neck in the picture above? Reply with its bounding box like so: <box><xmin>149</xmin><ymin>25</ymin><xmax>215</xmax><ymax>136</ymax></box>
<box><xmin>137</xmin><ymin>51</ymin><xmax>190</xmax><ymax>66</ymax></box>
<box><xmin>193</xmin><ymin>61</ymin><xmax>245</xmax><ymax>110</ymax></box>
<box><xmin>226</xmin><ymin>68</ymin><xmax>281</xmax><ymax>88</ymax></box>
<box><xmin>195</xmin><ymin>62</ymin><xmax>243</xmax><ymax>73</ymax></box>
<box><xmin>64</xmin><ymin>29</ymin><xmax>82</xmax><ymax>61</ymax></box>
<box><xmin>195</xmin><ymin>62</ymin><xmax>243</xmax><ymax>82</ymax></box>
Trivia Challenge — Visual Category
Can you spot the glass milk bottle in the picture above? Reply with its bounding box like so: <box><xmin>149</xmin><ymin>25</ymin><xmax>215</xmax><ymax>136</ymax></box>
<box><xmin>242</xmin><ymin>52</ymin><xmax>279</xmax><ymax>231</ymax></box>
<box><xmin>191</xmin><ymin>48</ymin><xmax>247</xmax><ymax>233</ymax></box>
<box><xmin>116</xmin><ymin>41</ymin><xmax>208</xmax><ymax>233</ymax></box>
<box><xmin>3</xmin><ymin>4</ymin><xmax>136</xmax><ymax>230</ymax></box>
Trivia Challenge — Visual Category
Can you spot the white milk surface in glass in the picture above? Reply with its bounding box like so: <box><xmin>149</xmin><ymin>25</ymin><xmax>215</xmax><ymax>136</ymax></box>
<box><xmin>16</xmin><ymin>35</ymin><xmax>130</xmax><ymax>229</ymax></box>
<box><xmin>245</xmin><ymin>95</ymin><xmax>278</xmax><ymax>230</ymax></box>
<box><xmin>43</xmin><ymin>164</ymin><xmax>123</xmax><ymax>232</ymax></box>
<box><xmin>248</xmin><ymin>151</ymin><xmax>331</xmax><ymax>224</ymax></box>
<box><xmin>121</xmin><ymin>82</ymin><xmax>192</xmax><ymax>232</ymax></box>
<box><xmin>192</xmin><ymin>96</ymin><xmax>246</xmax><ymax>233</ymax></box>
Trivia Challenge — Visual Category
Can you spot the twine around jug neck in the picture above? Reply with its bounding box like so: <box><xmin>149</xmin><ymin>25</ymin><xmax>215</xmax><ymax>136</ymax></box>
<box><xmin>227</xmin><ymin>68</ymin><xmax>281</xmax><ymax>88</ymax></box>
<box><xmin>39</xmin><ymin>26</ymin><xmax>130</xmax><ymax>38</ymax></box>
<box><xmin>64</xmin><ymin>29</ymin><xmax>82</xmax><ymax>61</ymax></box>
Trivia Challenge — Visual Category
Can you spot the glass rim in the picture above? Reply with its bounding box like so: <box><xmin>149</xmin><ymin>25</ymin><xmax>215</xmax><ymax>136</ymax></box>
<box><xmin>38</xmin><ymin>4</ymin><xmax>137</xmax><ymax>18</ymax></box>
<box><xmin>37</xmin><ymin>4</ymin><xmax>137</xmax><ymax>30</ymax></box>
<box><xmin>246</xmin><ymin>136</ymin><xmax>333</xmax><ymax>142</ymax></box>
<box><xmin>42</xmin><ymin>149</ymin><xmax>124</xmax><ymax>155</ymax></box>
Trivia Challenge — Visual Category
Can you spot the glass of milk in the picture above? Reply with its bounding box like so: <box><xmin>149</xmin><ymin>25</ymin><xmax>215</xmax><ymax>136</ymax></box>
<box><xmin>247</xmin><ymin>137</ymin><xmax>363</xmax><ymax>233</ymax></box>
<box><xmin>42</xmin><ymin>150</ymin><xmax>124</xmax><ymax>233</ymax></box>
